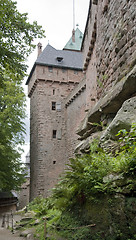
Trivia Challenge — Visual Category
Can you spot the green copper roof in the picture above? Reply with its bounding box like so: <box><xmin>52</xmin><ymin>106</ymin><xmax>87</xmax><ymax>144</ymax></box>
<box><xmin>63</xmin><ymin>28</ymin><xmax>83</xmax><ymax>51</ymax></box>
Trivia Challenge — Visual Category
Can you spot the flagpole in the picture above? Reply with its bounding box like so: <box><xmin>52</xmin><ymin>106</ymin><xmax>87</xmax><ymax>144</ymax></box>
<box><xmin>73</xmin><ymin>0</ymin><xmax>75</xmax><ymax>30</ymax></box>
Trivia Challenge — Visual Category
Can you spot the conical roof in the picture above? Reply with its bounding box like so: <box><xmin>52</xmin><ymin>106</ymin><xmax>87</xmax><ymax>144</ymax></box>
<box><xmin>63</xmin><ymin>28</ymin><xmax>83</xmax><ymax>51</ymax></box>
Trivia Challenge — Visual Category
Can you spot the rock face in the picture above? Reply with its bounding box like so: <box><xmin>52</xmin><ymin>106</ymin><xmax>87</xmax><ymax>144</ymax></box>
<box><xmin>83</xmin><ymin>194</ymin><xmax>136</xmax><ymax>240</ymax></box>
<box><xmin>100</xmin><ymin>96</ymin><xmax>136</xmax><ymax>150</ymax></box>
<box><xmin>75</xmin><ymin>131</ymin><xmax>103</xmax><ymax>154</ymax></box>
<box><xmin>77</xmin><ymin>65</ymin><xmax>136</xmax><ymax>139</ymax></box>
<box><xmin>76</xmin><ymin>66</ymin><xmax>136</xmax><ymax>154</ymax></box>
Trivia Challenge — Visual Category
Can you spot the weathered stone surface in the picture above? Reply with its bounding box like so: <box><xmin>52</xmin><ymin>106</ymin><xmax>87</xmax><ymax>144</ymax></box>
<box><xmin>77</xmin><ymin>65</ymin><xmax>136</xmax><ymax>138</ymax></box>
<box><xmin>14</xmin><ymin>214</ymin><xmax>36</xmax><ymax>230</ymax></box>
<box><xmin>20</xmin><ymin>217</ymin><xmax>33</xmax><ymax>222</ymax></box>
<box><xmin>100</xmin><ymin>96</ymin><xmax>136</xmax><ymax>148</ymax></box>
<box><xmin>26</xmin><ymin>233</ymin><xmax>34</xmax><ymax>240</ymax></box>
<box><xmin>75</xmin><ymin>131</ymin><xmax>103</xmax><ymax>154</ymax></box>
<box><xmin>20</xmin><ymin>228</ymin><xmax>35</xmax><ymax>237</ymax></box>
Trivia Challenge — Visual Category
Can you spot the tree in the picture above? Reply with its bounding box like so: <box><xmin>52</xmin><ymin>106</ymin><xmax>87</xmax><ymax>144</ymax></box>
<box><xmin>0</xmin><ymin>0</ymin><xmax>45</xmax><ymax>191</ymax></box>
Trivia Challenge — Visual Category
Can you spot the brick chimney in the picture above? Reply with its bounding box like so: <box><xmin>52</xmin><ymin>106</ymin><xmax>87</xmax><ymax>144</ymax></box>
<box><xmin>37</xmin><ymin>42</ymin><xmax>42</xmax><ymax>57</ymax></box>
<box><xmin>72</xmin><ymin>29</ymin><xmax>75</xmax><ymax>43</ymax></box>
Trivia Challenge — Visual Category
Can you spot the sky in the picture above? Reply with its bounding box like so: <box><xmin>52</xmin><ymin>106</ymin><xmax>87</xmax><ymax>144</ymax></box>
<box><xmin>15</xmin><ymin>0</ymin><xmax>90</xmax><ymax>161</ymax></box>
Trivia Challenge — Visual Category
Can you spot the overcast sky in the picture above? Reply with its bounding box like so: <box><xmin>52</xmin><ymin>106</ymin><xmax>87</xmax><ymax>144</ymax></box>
<box><xmin>16</xmin><ymin>0</ymin><xmax>90</xmax><ymax>161</ymax></box>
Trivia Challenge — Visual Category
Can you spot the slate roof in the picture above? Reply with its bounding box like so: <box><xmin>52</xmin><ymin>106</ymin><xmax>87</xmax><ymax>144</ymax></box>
<box><xmin>36</xmin><ymin>44</ymin><xmax>83</xmax><ymax>69</ymax></box>
<box><xmin>63</xmin><ymin>28</ymin><xmax>83</xmax><ymax>51</ymax></box>
<box><xmin>0</xmin><ymin>191</ymin><xmax>17</xmax><ymax>199</ymax></box>
<box><xmin>26</xmin><ymin>44</ymin><xmax>83</xmax><ymax>85</ymax></box>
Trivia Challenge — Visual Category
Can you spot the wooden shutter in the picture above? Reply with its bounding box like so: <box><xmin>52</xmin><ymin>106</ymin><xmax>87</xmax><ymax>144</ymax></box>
<box><xmin>56</xmin><ymin>102</ymin><xmax>61</xmax><ymax>111</ymax></box>
<box><xmin>57</xmin><ymin>129</ymin><xmax>62</xmax><ymax>140</ymax></box>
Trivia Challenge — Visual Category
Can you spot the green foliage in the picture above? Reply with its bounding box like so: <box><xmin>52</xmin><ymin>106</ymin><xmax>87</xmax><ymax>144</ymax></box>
<box><xmin>117</xmin><ymin>123</ymin><xmax>136</xmax><ymax>150</ymax></box>
<box><xmin>34</xmin><ymin>223</ymin><xmax>45</xmax><ymax>240</ymax></box>
<box><xmin>28</xmin><ymin>197</ymin><xmax>50</xmax><ymax>217</ymax></box>
<box><xmin>26</xmin><ymin>125</ymin><xmax>136</xmax><ymax>240</ymax></box>
<box><xmin>97</xmin><ymin>74</ymin><xmax>108</xmax><ymax>89</ymax></box>
<box><xmin>116</xmin><ymin>123</ymin><xmax>136</xmax><ymax>175</ymax></box>
<box><xmin>0</xmin><ymin>0</ymin><xmax>45</xmax><ymax>85</ymax></box>
<box><xmin>0</xmin><ymin>76</ymin><xmax>26</xmax><ymax>144</ymax></box>
<box><xmin>27</xmin><ymin>197</ymin><xmax>62</xmax><ymax>240</ymax></box>
<box><xmin>51</xmin><ymin>140</ymin><xmax>118</xmax><ymax>210</ymax></box>
<box><xmin>53</xmin><ymin>211</ymin><xmax>91</xmax><ymax>240</ymax></box>
<box><xmin>0</xmin><ymin>77</ymin><xmax>26</xmax><ymax>190</ymax></box>
<box><xmin>0</xmin><ymin>0</ymin><xmax>45</xmax><ymax>191</ymax></box>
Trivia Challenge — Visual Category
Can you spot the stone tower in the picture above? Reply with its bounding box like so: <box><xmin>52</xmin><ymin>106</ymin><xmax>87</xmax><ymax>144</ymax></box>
<box><xmin>26</xmin><ymin>29</ymin><xmax>84</xmax><ymax>200</ymax></box>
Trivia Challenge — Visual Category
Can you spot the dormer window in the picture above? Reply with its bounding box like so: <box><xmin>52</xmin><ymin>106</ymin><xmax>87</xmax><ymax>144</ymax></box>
<box><xmin>56</xmin><ymin>57</ymin><xmax>63</xmax><ymax>63</ymax></box>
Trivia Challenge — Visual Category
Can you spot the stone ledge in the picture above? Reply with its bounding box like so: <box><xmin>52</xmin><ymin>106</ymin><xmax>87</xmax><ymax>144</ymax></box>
<box><xmin>77</xmin><ymin>65</ymin><xmax>136</xmax><ymax>138</ymax></box>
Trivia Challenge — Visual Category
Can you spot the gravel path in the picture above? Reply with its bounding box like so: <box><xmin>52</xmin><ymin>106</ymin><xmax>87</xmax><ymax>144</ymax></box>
<box><xmin>0</xmin><ymin>227</ymin><xmax>25</xmax><ymax>240</ymax></box>
<box><xmin>0</xmin><ymin>214</ymin><xmax>25</xmax><ymax>240</ymax></box>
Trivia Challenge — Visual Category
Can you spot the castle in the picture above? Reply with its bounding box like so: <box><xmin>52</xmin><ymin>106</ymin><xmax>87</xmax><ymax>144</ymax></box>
<box><xmin>26</xmin><ymin>0</ymin><xmax>136</xmax><ymax>201</ymax></box>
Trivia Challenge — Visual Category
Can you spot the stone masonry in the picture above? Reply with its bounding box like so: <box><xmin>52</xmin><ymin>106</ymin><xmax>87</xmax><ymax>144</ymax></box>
<box><xmin>27</xmin><ymin>0</ymin><xmax>136</xmax><ymax>200</ymax></box>
<box><xmin>27</xmin><ymin>42</ymin><xmax>84</xmax><ymax>200</ymax></box>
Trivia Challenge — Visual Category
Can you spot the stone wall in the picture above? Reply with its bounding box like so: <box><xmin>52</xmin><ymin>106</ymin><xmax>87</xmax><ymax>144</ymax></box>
<box><xmin>82</xmin><ymin>1</ymin><xmax>97</xmax><ymax>111</ymax></box>
<box><xmin>82</xmin><ymin>0</ymin><xmax>136</xmax><ymax>104</ymax></box>
<box><xmin>18</xmin><ymin>179</ymin><xmax>30</xmax><ymax>209</ymax></box>
<box><xmin>28</xmin><ymin>65</ymin><xmax>83</xmax><ymax>97</ymax></box>
<box><xmin>29</xmin><ymin>66</ymin><xmax>83</xmax><ymax>200</ymax></box>
<box><xmin>96</xmin><ymin>0</ymin><xmax>136</xmax><ymax>99</ymax></box>
<box><xmin>65</xmin><ymin>79</ymin><xmax>86</xmax><ymax>159</ymax></box>
<box><xmin>77</xmin><ymin>0</ymin><xmax>136</xmax><ymax>148</ymax></box>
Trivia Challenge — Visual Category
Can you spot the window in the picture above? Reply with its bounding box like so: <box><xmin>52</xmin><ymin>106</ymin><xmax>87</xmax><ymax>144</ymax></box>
<box><xmin>53</xmin><ymin>89</ymin><xmax>55</xmax><ymax>95</ymax></box>
<box><xmin>56</xmin><ymin>57</ymin><xmax>63</xmax><ymax>63</ymax></box>
<box><xmin>74</xmin><ymin>70</ymin><xmax>78</xmax><ymax>75</ymax></box>
<box><xmin>53</xmin><ymin>161</ymin><xmax>56</xmax><ymax>164</ymax></box>
<box><xmin>48</xmin><ymin>66</ymin><xmax>53</xmax><ymax>72</ymax></box>
<box><xmin>52</xmin><ymin>102</ymin><xmax>56</xmax><ymax>110</ymax></box>
<box><xmin>57</xmin><ymin>129</ymin><xmax>62</xmax><ymax>140</ymax></box>
<box><xmin>62</xmin><ymin>69</ymin><xmax>66</xmax><ymax>73</ymax></box>
<box><xmin>56</xmin><ymin>102</ymin><xmax>61</xmax><ymax>111</ymax></box>
<box><xmin>52</xmin><ymin>129</ymin><xmax>62</xmax><ymax>139</ymax></box>
<box><xmin>52</xmin><ymin>102</ymin><xmax>61</xmax><ymax>111</ymax></box>
<box><xmin>53</xmin><ymin>130</ymin><xmax>57</xmax><ymax>138</ymax></box>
